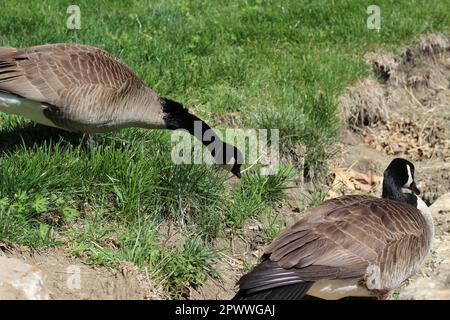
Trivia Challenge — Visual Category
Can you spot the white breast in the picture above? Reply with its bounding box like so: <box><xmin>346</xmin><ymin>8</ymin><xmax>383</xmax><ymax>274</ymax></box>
<box><xmin>307</xmin><ymin>279</ymin><xmax>373</xmax><ymax>300</ymax></box>
<box><xmin>416</xmin><ymin>195</ymin><xmax>435</xmax><ymax>241</ymax></box>
<box><xmin>0</xmin><ymin>92</ymin><xmax>57</xmax><ymax>128</ymax></box>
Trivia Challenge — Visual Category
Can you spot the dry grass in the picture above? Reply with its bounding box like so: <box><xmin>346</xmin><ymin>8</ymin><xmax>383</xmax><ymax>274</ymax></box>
<box><xmin>339</xmin><ymin>78</ymin><xmax>388</xmax><ymax>128</ymax></box>
<box><xmin>364</xmin><ymin>116</ymin><xmax>449</xmax><ymax>161</ymax></box>
<box><xmin>339</xmin><ymin>33</ymin><xmax>450</xmax><ymax>162</ymax></box>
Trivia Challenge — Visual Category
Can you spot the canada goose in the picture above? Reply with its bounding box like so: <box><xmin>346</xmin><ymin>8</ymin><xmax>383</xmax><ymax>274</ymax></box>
<box><xmin>233</xmin><ymin>158</ymin><xmax>434</xmax><ymax>300</ymax></box>
<box><xmin>0</xmin><ymin>44</ymin><xmax>242</xmax><ymax>177</ymax></box>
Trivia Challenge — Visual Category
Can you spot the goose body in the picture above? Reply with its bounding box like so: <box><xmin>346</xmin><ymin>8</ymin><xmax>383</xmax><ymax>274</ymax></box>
<box><xmin>234</xmin><ymin>159</ymin><xmax>434</xmax><ymax>300</ymax></box>
<box><xmin>0</xmin><ymin>44</ymin><xmax>242</xmax><ymax>176</ymax></box>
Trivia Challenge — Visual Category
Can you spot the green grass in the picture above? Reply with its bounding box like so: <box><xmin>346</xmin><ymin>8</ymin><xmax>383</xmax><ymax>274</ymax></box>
<box><xmin>151</xmin><ymin>237</ymin><xmax>220</xmax><ymax>299</ymax></box>
<box><xmin>0</xmin><ymin>0</ymin><xmax>448</xmax><ymax>298</ymax></box>
<box><xmin>226</xmin><ymin>166</ymin><xmax>295</xmax><ymax>229</ymax></box>
<box><xmin>260</xmin><ymin>209</ymin><xmax>285</xmax><ymax>243</ymax></box>
<box><xmin>296</xmin><ymin>183</ymin><xmax>329</xmax><ymax>213</ymax></box>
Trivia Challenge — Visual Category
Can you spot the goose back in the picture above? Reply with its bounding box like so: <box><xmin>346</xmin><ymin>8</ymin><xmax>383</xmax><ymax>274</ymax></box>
<box><xmin>0</xmin><ymin>44</ymin><xmax>165</xmax><ymax>132</ymax></box>
<box><xmin>239</xmin><ymin>195</ymin><xmax>433</xmax><ymax>296</ymax></box>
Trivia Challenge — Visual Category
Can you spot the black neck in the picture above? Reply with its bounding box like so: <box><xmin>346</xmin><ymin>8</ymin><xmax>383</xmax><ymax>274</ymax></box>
<box><xmin>382</xmin><ymin>175</ymin><xmax>417</xmax><ymax>207</ymax></box>
<box><xmin>161</xmin><ymin>97</ymin><xmax>229</xmax><ymax>162</ymax></box>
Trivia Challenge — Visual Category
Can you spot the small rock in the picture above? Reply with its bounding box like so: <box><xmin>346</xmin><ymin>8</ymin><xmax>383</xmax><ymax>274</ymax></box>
<box><xmin>0</xmin><ymin>256</ymin><xmax>49</xmax><ymax>300</ymax></box>
<box><xmin>248</xmin><ymin>225</ymin><xmax>262</xmax><ymax>231</ymax></box>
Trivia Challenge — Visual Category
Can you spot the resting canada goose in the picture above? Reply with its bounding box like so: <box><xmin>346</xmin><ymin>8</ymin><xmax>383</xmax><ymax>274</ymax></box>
<box><xmin>0</xmin><ymin>44</ymin><xmax>242</xmax><ymax>177</ymax></box>
<box><xmin>233</xmin><ymin>158</ymin><xmax>434</xmax><ymax>300</ymax></box>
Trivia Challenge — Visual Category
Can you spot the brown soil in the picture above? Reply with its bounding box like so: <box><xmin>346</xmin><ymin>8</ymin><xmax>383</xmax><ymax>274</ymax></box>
<box><xmin>1</xmin><ymin>246</ymin><xmax>165</xmax><ymax>300</ymax></box>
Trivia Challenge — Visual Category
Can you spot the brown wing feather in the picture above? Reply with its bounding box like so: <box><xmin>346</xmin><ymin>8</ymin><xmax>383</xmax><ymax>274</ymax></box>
<box><xmin>0</xmin><ymin>44</ymin><xmax>160</xmax><ymax>132</ymax></box>
<box><xmin>0</xmin><ymin>44</ymin><xmax>144</xmax><ymax>104</ymax></box>
<box><xmin>264</xmin><ymin>195</ymin><xmax>429</xmax><ymax>284</ymax></box>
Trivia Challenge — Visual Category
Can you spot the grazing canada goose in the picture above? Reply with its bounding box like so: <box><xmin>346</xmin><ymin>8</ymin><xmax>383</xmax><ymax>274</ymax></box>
<box><xmin>0</xmin><ymin>44</ymin><xmax>242</xmax><ymax>177</ymax></box>
<box><xmin>233</xmin><ymin>158</ymin><xmax>434</xmax><ymax>300</ymax></box>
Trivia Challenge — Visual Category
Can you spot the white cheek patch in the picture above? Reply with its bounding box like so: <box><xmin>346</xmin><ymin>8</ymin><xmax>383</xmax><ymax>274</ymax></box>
<box><xmin>405</xmin><ymin>164</ymin><xmax>413</xmax><ymax>187</ymax></box>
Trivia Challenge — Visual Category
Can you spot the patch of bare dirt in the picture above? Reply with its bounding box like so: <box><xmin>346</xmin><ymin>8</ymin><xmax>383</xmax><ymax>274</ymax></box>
<box><xmin>341</xmin><ymin>34</ymin><xmax>449</xmax><ymax>163</ymax></box>
<box><xmin>0</xmin><ymin>246</ymin><xmax>166</xmax><ymax>300</ymax></box>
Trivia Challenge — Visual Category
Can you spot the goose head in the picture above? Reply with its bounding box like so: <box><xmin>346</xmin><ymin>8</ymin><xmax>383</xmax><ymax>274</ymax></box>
<box><xmin>382</xmin><ymin>158</ymin><xmax>422</xmax><ymax>207</ymax></box>
<box><xmin>383</xmin><ymin>158</ymin><xmax>420</xmax><ymax>195</ymax></box>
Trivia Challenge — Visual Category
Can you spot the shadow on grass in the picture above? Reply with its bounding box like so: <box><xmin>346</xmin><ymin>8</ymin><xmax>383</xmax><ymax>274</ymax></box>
<box><xmin>0</xmin><ymin>123</ymin><xmax>84</xmax><ymax>152</ymax></box>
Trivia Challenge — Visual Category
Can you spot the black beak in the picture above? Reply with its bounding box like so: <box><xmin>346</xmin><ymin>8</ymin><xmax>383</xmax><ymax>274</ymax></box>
<box><xmin>231</xmin><ymin>164</ymin><xmax>242</xmax><ymax>179</ymax></box>
<box><xmin>409</xmin><ymin>181</ymin><xmax>420</xmax><ymax>195</ymax></box>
